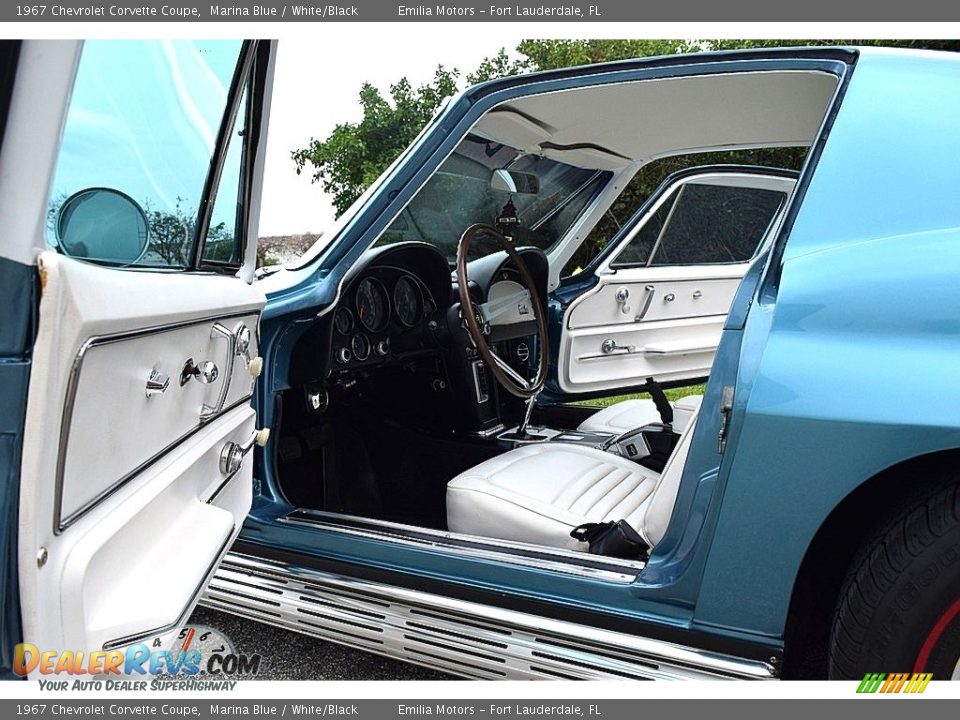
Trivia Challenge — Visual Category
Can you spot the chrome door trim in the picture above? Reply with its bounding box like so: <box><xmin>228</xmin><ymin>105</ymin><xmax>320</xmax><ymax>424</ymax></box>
<box><xmin>202</xmin><ymin>551</ymin><xmax>777</xmax><ymax>680</ymax></box>
<box><xmin>281</xmin><ymin>509</ymin><xmax>645</xmax><ymax>583</ymax></box>
<box><xmin>54</xmin><ymin>311</ymin><xmax>259</xmax><ymax>534</ymax></box>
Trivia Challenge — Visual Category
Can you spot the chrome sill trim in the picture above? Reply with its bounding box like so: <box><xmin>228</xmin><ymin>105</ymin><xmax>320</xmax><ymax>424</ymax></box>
<box><xmin>201</xmin><ymin>551</ymin><xmax>777</xmax><ymax>680</ymax></box>
<box><xmin>280</xmin><ymin>508</ymin><xmax>644</xmax><ymax>584</ymax></box>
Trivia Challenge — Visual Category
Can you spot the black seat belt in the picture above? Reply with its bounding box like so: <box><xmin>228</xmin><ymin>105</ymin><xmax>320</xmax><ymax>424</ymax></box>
<box><xmin>644</xmin><ymin>377</ymin><xmax>673</xmax><ymax>426</ymax></box>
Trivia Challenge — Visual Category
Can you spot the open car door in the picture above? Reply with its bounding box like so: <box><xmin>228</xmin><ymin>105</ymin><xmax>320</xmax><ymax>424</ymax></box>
<box><xmin>556</xmin><ymin>168</ymin><xmax>796</xmax><ymax>395</ymax></box>
<box><xmin>8</xmin><ymin>40</ymin><xmax>275</xmax><ymax>663</ymax></box>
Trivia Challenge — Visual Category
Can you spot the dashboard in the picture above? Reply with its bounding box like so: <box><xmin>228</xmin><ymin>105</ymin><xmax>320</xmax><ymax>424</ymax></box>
<box><xmin>288</xmin><ymin>240</ymin><xmax>549</xmax><ymax>436</ymax></box>
<box><xmin>331</xmin><ymin>266</ymin><xmax>441</xmax><ymax>368</ymax></box>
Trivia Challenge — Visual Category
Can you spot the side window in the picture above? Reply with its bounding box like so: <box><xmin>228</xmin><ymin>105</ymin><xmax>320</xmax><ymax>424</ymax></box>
<box><xmin>611</xmin><ymin>182</ymin><xmax>787</xmax><ymax>268</ymax></box>
<box><xmin>48</xmin><ymin>40</ymin><xmax>245</xmax><ymax>269</ymax></box>
<box><xmin>560</xmin><ymin>148</ymin><xmax>807</xmax><ymax>278</ymax></box>
<box><xmin>202</xmin><ymin>86</ymin><xmax>249</xmax><ymax>265</ymax></box>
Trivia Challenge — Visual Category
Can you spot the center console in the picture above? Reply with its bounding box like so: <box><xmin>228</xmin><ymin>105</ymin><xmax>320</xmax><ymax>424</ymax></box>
<box><xmin>497</xmin><ymin>422</ymin><xmax>680</xmax><ymax>473</ymax></box>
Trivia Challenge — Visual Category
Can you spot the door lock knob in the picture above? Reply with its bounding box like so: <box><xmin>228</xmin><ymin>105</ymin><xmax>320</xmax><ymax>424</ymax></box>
<box><xmin>615</xmin><ymin>286</ymin><xmax>631</xmax><ymax>314</ymax></box>
<box><xmin>181</xmin><ymin>358</ymin><xmax>219</xmax><ymax>386</ymax></box>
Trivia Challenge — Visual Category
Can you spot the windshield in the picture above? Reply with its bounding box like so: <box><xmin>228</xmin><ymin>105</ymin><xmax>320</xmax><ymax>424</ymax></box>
<box><xmin>374</xmin><ymin>134</ymin><xmax>609</xmax><ymax>263</ymax></box>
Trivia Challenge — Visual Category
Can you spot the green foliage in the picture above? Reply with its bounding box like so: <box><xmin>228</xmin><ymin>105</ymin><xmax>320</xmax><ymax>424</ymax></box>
<box><xmin>144</xmin><ymin>198</ymin><xmax>237</xmax><ymax>267</ymax></box>
<box><xmin>572</xmin><ymin>383</ymin><xmax>706</xmax><ymax>408</ymax></box>
<box><xmin>292</xmin><ymin>67</ymin><xmax>462</xmax><ymax>216</ymax></box>
<box><xmin>145</xmin><ymin>197</ymin><xmax>194</xmax><ymax>266</ymax></box>
<box><xmin>561</xmin><ymin>147</ymin><xmax>807</xmax><ymax>277</ymax></box>
<box><xmin>292</xmin><ymin>39</ymin><xmax>960</xmax><ymax>220</ymax></box>
<box><xmin>516</xmin><ymin>38</ymin><xmax>690</xmax><ymax>67</ymax></box>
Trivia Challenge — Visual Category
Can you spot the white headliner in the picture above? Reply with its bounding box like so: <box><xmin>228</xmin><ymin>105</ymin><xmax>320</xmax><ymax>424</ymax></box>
<box><xmin>474</xmin><ymin>70</ymin><xmax>839</xmax><ymax>170</ymax></box>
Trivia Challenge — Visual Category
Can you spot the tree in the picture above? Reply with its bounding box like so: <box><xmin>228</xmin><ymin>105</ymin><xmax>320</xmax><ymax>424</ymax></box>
<box><xmin>293</xmin><ymin>39</ymin><xmax>960</xmax><ymax>220</ymax></box>
<box><xmin>292</xmin><ymin>67</ymin><xmax>463</xmax><ymax>216</ymax></box>
<box><xmin>144</xmin><ymin>197</ymin><xmax>193</xmax><ymax>266</ymax></box>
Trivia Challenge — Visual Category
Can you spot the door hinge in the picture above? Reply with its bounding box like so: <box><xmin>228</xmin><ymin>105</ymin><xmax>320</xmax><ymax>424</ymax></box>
<box><xmin>717</xmin><ymin>385</ymin><xmax>735</xmax><ymax>454</ymax></box>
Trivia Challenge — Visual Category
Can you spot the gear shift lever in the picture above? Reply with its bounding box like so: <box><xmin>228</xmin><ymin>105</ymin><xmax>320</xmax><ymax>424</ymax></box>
<box><xmin>518</xmin><ymin>392</ymin><xmax>538</xmax><ymax>437</ymax></box>
<box><xmin>501</xmin><ymin>390</ymin><xmax>548</xmax><ymax>442</ymax></box>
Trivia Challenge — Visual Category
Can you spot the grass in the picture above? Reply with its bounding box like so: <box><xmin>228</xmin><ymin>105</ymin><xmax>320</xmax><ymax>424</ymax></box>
<box><xmin>571</xmin><ymin>384</ymin><xmax>706</xmax><ymax>409</ymax></box>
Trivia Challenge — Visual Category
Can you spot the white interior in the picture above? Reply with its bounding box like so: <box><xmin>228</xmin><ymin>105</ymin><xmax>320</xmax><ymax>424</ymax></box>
<box><xmin>10</xmin><ymin>40</ymin><xmax>271</xmax><ymax>663</ymax></box>
<box><xmin>474</xmin><ymin>71</ymin><xmax>838</xmax><ymax>171</ymax></box>
<box><xmin>19</xmin><ymin>253</ymin><xmax>264</xmax><ymax>665</ymax></box>
<box><xmin>471</xmin><ymin>70</ymin><xmax>838</xmax><ymax>289</ymax></box>
<box><xmin>447</xmin><ymin>401</ymin><xmax>702</xmax><ymax>550</ymax></box>
<box><xmin>444</xmin><ymin>71</ymin><xmax>838</xmax><ymax>551</ymax></box>
<box><xmin>558</xmin><ymin>173</ymin><xmax>795</xmax><ymax>393</ymax></box>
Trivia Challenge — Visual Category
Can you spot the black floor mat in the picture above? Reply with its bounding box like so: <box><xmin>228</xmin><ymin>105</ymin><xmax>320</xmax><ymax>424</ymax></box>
<box><xmin>275</xmin><ymin>391</ymin><xmax>501</xmax><ymax>530</ymax></box>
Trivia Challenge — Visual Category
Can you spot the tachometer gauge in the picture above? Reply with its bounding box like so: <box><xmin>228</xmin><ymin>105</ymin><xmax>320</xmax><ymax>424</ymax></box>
<box><xmin>334</xmin><ymin>307</ymin><xmax>354</xmax><ymax>335</ymax></box>
<box><xmin>356</xmin><ymin>278</ymin><xmax>389</xmax><ymax>332</ymax></box>
<box><xmin>351</xmin><ymin>333</ymin><xmax>371</xmax><ymax>361</ymax></box>
<box><xmin>393</xmin><ymin>275</ymin><xmax>423</xmax><ymax>327</ymax></box>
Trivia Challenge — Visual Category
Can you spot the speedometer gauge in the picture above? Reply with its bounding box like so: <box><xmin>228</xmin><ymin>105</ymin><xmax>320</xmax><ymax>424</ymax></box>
<box><xmin>393</xmin><ymin>275</ymin><xmax>423</xmax><ymax>327</ymax></box>
<box><xmin>356</xmin><ymin>278</ymin><xmax>389</xmax><ymax>332</ymax></box>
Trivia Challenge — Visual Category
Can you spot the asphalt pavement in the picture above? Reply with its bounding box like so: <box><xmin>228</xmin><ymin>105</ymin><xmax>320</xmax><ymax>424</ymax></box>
<box><xmin>187</xmin><ymin>606</ymin><xmax>452</xmax><ymax>680</ymax></box>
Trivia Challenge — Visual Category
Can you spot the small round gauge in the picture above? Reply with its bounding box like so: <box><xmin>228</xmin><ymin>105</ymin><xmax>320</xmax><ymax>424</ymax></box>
<box><xmin>393</xmin><ymin>275</ymin><xmax>423</xmax><ymax>327</ymax></box>
<box><xmin>334</xmin><ymin>307</ymin><xmax>354</xmax><ymax>335</ymax></box>
<box><xmin>351</xmin><ymin>333</ymin><xmax>371</xmax><ymax>361</ymax></box>
<box><xmin>356</xmin><ymin>278</ymin><xmax>389</xmax><ymax>332</ymax></box>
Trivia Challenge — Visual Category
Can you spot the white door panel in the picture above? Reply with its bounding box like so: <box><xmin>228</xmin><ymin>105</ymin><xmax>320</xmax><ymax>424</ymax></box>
<box><xmin>557</xmin><ymin>170</ymin><xmax>796</xmax><ymax>394</ymax></box>
<box><xmin>19</xmin><ymin>253</ymin><xmax>265</xmax><ymax>667</ymax></box>
<box><xmin>566</xmin><ymin>274</ymin><xmax>745</xmax><ymax>330</ymax></box>
<box><xmin>559</xmin><ymin>273</ymin><xmax>743</xmax><ymax>393</ymax></box>
<box><xmin>60</xmin><ymin>404</ymin><xmax>255</xmax><ymax>652</ymax></box>
<box><xmin>59</xmin><ymin>304</ymin><xmax>260</xmax><ymax>528</ymax></box>
<box><xmin>559</xmin><ymin>316</ymin><xmax>724</xmax><ymax>393</ymax></box>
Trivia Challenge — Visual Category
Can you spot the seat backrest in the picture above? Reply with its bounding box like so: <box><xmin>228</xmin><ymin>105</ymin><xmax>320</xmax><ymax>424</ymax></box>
<box><xmin>639</xmin><ymin>401</ymin><xmax>702</xmax><ymax>547</ymax></box>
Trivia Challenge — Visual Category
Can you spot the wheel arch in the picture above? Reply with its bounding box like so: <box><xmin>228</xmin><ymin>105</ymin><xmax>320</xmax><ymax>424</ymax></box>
<box><xmin>781</xmin><ymin>448</ymin><xmax>960</xmax><ymax>678</ymax></box>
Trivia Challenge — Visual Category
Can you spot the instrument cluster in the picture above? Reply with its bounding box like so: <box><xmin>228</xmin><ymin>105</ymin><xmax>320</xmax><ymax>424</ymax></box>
<box><xmin>331</xmin><ymin>269</ymin><xmax>438</xmax><ymax>367</ymax></box>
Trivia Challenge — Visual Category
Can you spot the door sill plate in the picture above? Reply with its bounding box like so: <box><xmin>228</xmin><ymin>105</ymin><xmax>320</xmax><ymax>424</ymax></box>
<box><xmin>201</xmin><ymin>551</ymin><xmax>776</xmax><ymax>680</ymax></box>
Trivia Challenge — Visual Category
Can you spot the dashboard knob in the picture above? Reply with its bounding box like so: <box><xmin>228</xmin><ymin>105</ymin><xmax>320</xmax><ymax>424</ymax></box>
<box><xmin>336</xmin><ymin>348</ymin><xmax>352</xmax><ymax>364</ymax></box>
<box><xmin>375</xmin><ymin>340</ymin><xmax>390</xmax><ymax>357</ymax></box>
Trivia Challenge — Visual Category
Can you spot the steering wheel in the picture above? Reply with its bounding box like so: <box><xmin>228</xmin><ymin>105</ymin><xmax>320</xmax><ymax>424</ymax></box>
<box><xmin>456</xmin><ymin>224</ymin><xmax>549</xmax><ymax>399</ymax></box>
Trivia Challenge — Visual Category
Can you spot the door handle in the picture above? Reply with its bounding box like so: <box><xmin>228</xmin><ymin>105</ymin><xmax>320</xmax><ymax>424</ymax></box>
<box><xmin>633</xmin><ymin>285</ymin><xmax>656</xmax><ymax>322</ymax></box>
<box><xmin>220</xmin><ymin>428</ymin><xmax>271</xmax><ymax>475</ymax></box>
<box><xmin>200</xmin><ymin>323</ymin><xmax>237</xmax><ymax>423</ymax></box>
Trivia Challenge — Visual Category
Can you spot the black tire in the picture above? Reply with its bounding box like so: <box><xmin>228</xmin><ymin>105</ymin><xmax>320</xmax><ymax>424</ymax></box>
<box><xmin>828</xmin><ymin>478</ymin><xmax>960</xmax><ymax>679</ymax></box>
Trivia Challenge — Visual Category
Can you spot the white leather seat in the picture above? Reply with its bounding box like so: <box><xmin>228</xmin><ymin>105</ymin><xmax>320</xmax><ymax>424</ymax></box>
<box><xmin>578</xmin><ymin>394</ymin><xmax>703</xmax><ymax>435</ymax></box>
<box><xmin>446</xmin><ymin>404</ymin><xmax>700</xmax><ymax>552</ymax></box>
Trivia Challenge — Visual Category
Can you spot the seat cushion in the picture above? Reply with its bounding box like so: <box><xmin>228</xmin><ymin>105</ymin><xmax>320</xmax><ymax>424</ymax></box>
<box><xmin>446</xmin><ymin>443</ymin><xmax>660</xmax><ymax>551</ymax></box>
<box><xmin>578</xmin><ymin>394</ymin><xmax>703</xmax><ymax>435</ymax></box>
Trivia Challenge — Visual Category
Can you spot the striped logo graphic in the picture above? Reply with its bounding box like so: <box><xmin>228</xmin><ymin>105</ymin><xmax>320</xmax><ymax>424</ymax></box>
<box><xmin>857</xmin><ymin>673</ymin><xmax>933</xmax><ymax>694</ymax></box>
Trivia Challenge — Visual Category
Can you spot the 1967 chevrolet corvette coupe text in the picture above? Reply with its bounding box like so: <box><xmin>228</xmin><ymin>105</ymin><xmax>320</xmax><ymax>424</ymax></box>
<box><xmin>1</xmin><ymin>40</ymin><xmax>959</xmax><ymax>680</ymax></box>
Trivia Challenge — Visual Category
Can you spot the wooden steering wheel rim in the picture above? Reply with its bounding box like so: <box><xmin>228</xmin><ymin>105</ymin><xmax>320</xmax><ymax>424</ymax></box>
<box><xmin>456</xmin><ymin>223</ymin><xmax>549</xmax><ymax>399</ymax></box>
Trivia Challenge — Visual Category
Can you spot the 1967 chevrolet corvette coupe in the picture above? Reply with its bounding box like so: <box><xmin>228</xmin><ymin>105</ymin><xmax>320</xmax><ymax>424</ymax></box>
<box><xmin>2</xmin><ymin>40</ymin><xmax>959</xmax><ymax>681</ymax></box>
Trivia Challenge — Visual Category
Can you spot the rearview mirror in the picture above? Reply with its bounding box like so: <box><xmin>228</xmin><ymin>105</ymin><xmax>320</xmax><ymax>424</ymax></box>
<box><xmin>56</xmin><ymin>188</ymin><xmax>150</xmax><ymax>266</ymax></box>
<box><xmin>490</xmin><ymin>168</ymin><xmax>539</xmax><ymax>195</ymax></box>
